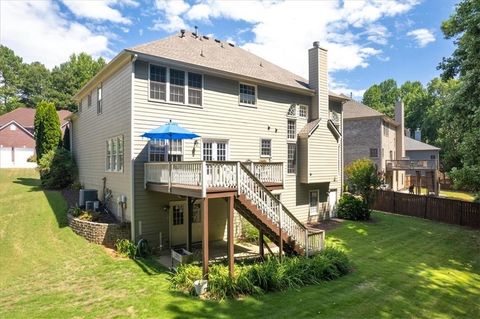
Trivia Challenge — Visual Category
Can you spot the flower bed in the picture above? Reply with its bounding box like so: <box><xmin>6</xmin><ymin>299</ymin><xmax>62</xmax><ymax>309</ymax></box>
<box><xmin>67</xmin><ymin>214</ymin><xmax>131</xmax><ymax>248</ymax></box>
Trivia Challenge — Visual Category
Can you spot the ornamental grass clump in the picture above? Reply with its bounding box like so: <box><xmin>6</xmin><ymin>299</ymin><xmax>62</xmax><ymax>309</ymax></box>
<box><xmin>170</xmin><ymin>247</ymin><xmax>350</xmax><ymax>300</ymax></box>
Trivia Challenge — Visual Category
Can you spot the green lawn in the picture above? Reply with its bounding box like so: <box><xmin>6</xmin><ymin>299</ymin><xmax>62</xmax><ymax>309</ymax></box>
<box><xmin>419</xmin><ymin>187</ymin><xmax>476</xmax><ymax>202</ymax></box>
<box><xmin>1</xmin><ymin>169</ymin><xmax>479</xmax><ymax>319</ymax></box>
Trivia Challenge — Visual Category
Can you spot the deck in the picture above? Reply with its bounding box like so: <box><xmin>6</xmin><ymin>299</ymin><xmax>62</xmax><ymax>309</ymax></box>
<box><xmin>386</xmin><ymin>159</ymin><xmax>438</xmax><ymax>171</ymax></box>
<box><xmin>144</xmin><ymin>161</ymin><xmax>284</xmax><ymax>198</ymax></box>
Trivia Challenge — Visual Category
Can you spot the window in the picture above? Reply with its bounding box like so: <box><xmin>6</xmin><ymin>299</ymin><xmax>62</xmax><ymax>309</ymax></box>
<box><xmin>172</xmin><ymin>205</ymin><xmax>184</xmax><ymax>225</ymax></box>
<box><xmin>87</xmin><ymin>93</ymin><xmax>92</xmax><ymax>108</ymax></box>
<box><xmin>287</xmin><ymin>119</ymin><xmax>296</xmax><ymax>140</ymax></box>
<box><xmin>430</xmin><ymin>155</ymin><xmax>436</xmax><ymax>160</ymax></box>
<box><xmin>106</xmin><ymin>135</ymin><xmax>124</xmax><ymax>172</ymax></box>
<box><xmin>287</xmin><ymin>143</ymin><xmax>296</xmax><ymax>174</ymax></box>
<box><xmin>299</xmin><ymin>105</ymin><xmax>307</xmax><ymax>118</ymax></box>
<box><xmin>287</xmin><ymin>104</ymin><xmax>296</xmax><ymax>117</ymax></box>
<box><xmin>150</xmin><ymin>65</ymin><xmax>166</xmax><ymax>101</ymax></box>
<box><xmin>261</xmin><ymin>139</ymin><xmax>272</xmax><ymax>157</ymax></box>
<box><xmin>188</xmin><ymin>72</ymin><xmax>202</xmax><ymax>105</ymax></box>
<box><xmin>202</xmin><ymin>140</ymin><xmax>228</xmax><ymax>161</ymax></box>
<box><xmin>239</xmin><ymin>83</ymin><xmax>256</xmax><ymax>105</ymax></box>
<box><xmin>170</xmin><ymin>69</ymin><xmax>185</xmax><ymax>103</ymax></box>
<box><xmin>97</xmin><ymin>84</ymin><xmax>103</xmax><ymax>114</ymax></box>
<box><xmin>148</xmin><ymin>139</ymin><xmax>183</xmax><ymax>162</ymax></box>
<box><xmin>192</xmin><ymin>203</ymin><xmax>201</xmax><ymax>223</ymax></box>
<box><xmin>370</xmin><ymin>148</ymin><xmax>378</xmax><ymax>158</ymax></box>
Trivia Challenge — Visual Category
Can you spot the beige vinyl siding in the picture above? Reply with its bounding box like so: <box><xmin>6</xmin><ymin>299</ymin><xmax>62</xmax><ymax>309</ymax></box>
<box><xmin>71</xmin><ymin>62</ymin><xmax>132</xmax><ymax>221</ymax></box>
<box><xmin>132</xmin><ymin>60</ymin><xmax>314</xmax><ymax>244</ymax></box>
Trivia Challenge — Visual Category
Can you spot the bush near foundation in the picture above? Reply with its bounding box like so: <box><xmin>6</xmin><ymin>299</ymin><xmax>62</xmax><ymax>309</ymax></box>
<box><xmin>170</xmin><ymin>247</ymin><xmax>350</xmax><ymax>300</ymax></box>
<box><xmin>337</xmin><ymin>193</ymin><xmax>370</xmax><ymax>221</ymax></box>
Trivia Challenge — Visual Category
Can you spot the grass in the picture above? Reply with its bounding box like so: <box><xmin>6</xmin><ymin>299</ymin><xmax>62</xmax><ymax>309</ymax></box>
<box><xmin>419</xmin><ymin>187</ymin><xmax>476</xmax><ymax>201</ymax></box>
<box><xmin>1</xmin><ymin>169</ymin><xmax>479</xmax><ymax>318</ymax></box>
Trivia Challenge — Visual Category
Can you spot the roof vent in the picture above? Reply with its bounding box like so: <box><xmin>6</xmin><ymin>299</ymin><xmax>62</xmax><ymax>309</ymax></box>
<box><xmin>228</xmin><ymin>42</ymin><xmax>234</xmax><ymax>47</ymax></box>
<box><xmin>194</xmin><ymin>26</ymin><xmax>198</xmax><ymax>38</ymax></box>
<box><xmin>180</xmin><ymin>29</ymin><xmax>186</xmax><ymax>38</ymax></box>
<box><xmin>313</xmin><ymin>41</ymin><xmax>320</xmax><ymax>48</ymax></box>
<box><xmin>203</xmin><ymin>35</ymin><xmax>209</xmax><ymax>40</ymax></box>
<box><xmin>214</xmin><ymin>38</ymin><xmax>221</xmax><ymax>43</ymax></box>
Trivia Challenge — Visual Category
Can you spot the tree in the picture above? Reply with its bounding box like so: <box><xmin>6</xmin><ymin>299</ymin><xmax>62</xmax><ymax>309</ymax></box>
<box><xmin>362</xmin><ymin>79</ymin><xmax>399</xmax><ymax>118</ymax></box>
<box><xmin>20</xmin><ymin>62</ymin><xmax>51</xmax><ymax>107</ymax></box>
<box><xmin>49</xmin><ymin>53</ymin><xmax>105</xmax><ymax>110</ymax></box>
<box><xmin>0</xmin><ymin>45</ymin><xmax>25</xmax><ymax>114</ymax></box>
<box><xmin>438</xmin><ymin>0</ymin><xmax>480</xmax><ymax>190</ymax></box>
<box><xmin>34</xmin><ymin>101</ymin><xmax>61</xmax><ymax>162</ymax></box>
<box><xmin>345</xmin><ymin>159</ymin><xmax>381</xmax><ymax>210</ymax></box>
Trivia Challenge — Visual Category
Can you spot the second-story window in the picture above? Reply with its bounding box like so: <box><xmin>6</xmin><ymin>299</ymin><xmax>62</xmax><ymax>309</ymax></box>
<box><xmin>370</xmin><ymin>148</ymin><xmax>379</xmax><ymax>158</ymax></box>
<box><xmin>97</xmin><ymin>84</ymin><xmax>103</xmax><ymax>114</ymax></box>
<box><xmin>188</xmin><ymin>72</ymin><xmax>202</xmax><ymax>106</ymax></box>
<box><xmin>150</xmin><ymin>65</ymin><xmax>167</xmax><ymax>101</ymax></box>
<box><xmin>239</xmin><ymin>83</ymin><xmax>256</xmax><ymax>106</ymax></box>
<box><xmin>287</xmin><ymin>119</ymin><xmax>296</xmax><ymax>140</ymax></box>
<box><xmin>287</xmin><ymin>143</ymin><xmax>296</xmax><ymax>174</ymax></box>
<box><xmin>299</xmin><ymin>105</ymin><xmax>307</xmax><ymax>118</ymax></box>
<box><xmin>261</xmin><ymin>139</ymin><xmax>271</xmax><ymax>157</ymax></box>
<box><xmin>169</xmin><ymin>69</ymin><xmax>185</xmax><ymax>103</ymax></box>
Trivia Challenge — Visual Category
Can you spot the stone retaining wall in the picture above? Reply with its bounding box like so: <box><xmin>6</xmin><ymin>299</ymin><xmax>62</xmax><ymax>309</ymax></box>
<box><xmin>67</xmin><ymin>214</ymin><xmax>131</xmax><ymax>248</ymax></box>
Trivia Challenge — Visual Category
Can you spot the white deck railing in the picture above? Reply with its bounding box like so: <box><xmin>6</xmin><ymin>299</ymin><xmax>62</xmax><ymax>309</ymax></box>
<box><xmin>144</xmin><ymin>160</ymin><xmax>323</xmax><ymax>255</ymax></box>
<box><xmin>386</xmin><ymin>159</ymin><xmax>438</xmax><ymax>171</ymax></box>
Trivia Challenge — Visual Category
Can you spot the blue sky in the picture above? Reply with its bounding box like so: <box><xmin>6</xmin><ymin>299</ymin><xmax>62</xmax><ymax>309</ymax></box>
<box><xmin>0</xmin><ymin>0</ymin><xmax>459</xmax><ymax>99</ymax></box>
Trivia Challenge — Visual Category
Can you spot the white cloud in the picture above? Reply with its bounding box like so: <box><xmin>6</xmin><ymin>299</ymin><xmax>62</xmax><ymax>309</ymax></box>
<box><xmin>0</xmin><ymin>1</ymin><xmax>111</xmax><ymax>68</ymax></box>
<box><xmin>151</xmin><ymin>0</ymin><xmax>190</xmax><ymax>32</ymax></box>
<box><xmin>62</xmin><ymin>0</ymin><xmax>133</xmax><ymax>24</ymax></box>
<box><xmin>407</xmin><ymin>28</ymin><xmax>435</xmax><ymax>47</ymax></box>
<box><xmin>330</xmin><ymin>80</ymin><xmax>366</xmax><ymax>100</ymax></box>
<box><xmin>153</xmin><ymin>0</ymin><xmax>419</xmax><ymax>77</ymax></box>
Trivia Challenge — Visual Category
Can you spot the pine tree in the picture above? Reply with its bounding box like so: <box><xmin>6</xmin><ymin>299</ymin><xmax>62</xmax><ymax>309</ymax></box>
<box><xmin>34</xmin><ymin>101</ymin><xmax>61</xmax><ymax>162</ymax></box>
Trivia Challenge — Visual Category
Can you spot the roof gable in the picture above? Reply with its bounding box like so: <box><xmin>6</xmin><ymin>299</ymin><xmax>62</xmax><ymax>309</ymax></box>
<box><xmin>0</xmin><ymin>107</ymin><xmax>71</xmax><ymax>128</ymax></box>
<box><xmin>343</xmin><ymin>100</ymin><xmax>398</xmax><ymax>126</ymax></box>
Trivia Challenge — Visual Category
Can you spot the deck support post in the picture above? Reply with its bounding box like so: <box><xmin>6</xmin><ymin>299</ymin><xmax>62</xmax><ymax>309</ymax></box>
<box><xmin>416</xmin><ymin>171</ymin><xmax>421</xmax><ymax>195</ymax></box>
<box><xmin>202</xmin><ymin>198</ymin><xmax>209</xmax><ymax>278</ymax></box>
<box><xmin>187</xmin><ymin>197</ymin><xmax>193</xmax><ymax>252</ymax></box>
<box><xmin>259</xmin><ymin>229</ymin><xmax>264</xmax><ymax>259</ymax></box>
<box><xmin>227</xmin><ymin>195</ymin><xmax>235</xmax><ymax>278</ymax></box>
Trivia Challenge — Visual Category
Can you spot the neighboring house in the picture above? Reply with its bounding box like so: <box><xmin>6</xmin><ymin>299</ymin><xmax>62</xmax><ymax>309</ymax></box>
<box><xmin>343</xmin><ymin>99</ymin><xmax>406</xmax><ymax>191</ymax></box>
<box><xmin>69</xmin><ymin>30</ymin><xmax>347</xmax><ymax>257</ymax></box>
<box><xmin>0</xmin><ymin>107</ymin><xmax>71</xmax><ymax>168</ymax></box>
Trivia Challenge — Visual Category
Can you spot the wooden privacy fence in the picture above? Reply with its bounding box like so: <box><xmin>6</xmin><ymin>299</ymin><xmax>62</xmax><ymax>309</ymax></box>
<box><xmin>372</xmin><ymin>190</ymin><xmax>480</xmax><ymax>229</ymax></box>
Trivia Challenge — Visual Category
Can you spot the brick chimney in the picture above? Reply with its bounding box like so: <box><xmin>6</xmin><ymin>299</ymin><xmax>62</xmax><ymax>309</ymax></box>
<box><xmin>395</xmin><ymin>100</ymin><xmax>405</xmax><ymax>159</ymax></box>
<box><xmin>308</xmin><ymin>41</ymin><xmax>328</xmax><ymax>121</ymax></box>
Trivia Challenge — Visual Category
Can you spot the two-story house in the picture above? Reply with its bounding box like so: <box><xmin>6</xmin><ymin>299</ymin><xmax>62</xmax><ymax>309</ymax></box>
<box><xmin>343</xmin><ymin>99</ymin><xmax>406</xmax><ymax>191</ymax></box>
<box><xmin>69</xmin><ymin>31</ymin><xmax>346</xmax><ymax>274</ymax></box>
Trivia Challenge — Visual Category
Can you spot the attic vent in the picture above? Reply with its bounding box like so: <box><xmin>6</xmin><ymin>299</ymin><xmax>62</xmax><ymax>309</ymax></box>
<box><xmin>214</xmin><ymin>38</ymin><xmax>221</xmax><ymax>43</ymax></box>
<box><xmin>228</xmin><ymin>42</ymin><xmax>234</xmax><ymax>47</ymax></box>
<box><xmin>202</xmin><ymin>35</ymin><xmax>209</xmax><ymax>40</ymax></box>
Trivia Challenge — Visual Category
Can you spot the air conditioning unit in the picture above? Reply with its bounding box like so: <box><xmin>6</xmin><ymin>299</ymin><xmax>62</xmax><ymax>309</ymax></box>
<box><xmin>79</xmin><ymin>189</ymin><xmax>98</xmax><ymax>208</ymax></box>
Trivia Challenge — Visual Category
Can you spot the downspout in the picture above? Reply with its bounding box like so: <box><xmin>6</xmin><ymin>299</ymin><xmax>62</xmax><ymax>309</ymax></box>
<box><xmin>130</xmin><ymin>54</ymin><xmax>138</xmax><ymax>242</ymax></box>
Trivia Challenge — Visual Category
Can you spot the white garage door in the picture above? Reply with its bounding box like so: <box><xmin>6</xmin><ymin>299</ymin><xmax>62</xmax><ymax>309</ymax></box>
<box><xmin>0</xmin><ymin>147</ymin><xmax>36</xmax><ymax>168</ymax></box>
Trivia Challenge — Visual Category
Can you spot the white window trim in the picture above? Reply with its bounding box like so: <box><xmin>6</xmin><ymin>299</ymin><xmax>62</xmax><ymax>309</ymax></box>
<box><xmin>287</xmin><ymin>119</ymin><xmax>297</xmax><ymax>141</ymax></box>
<box><xmin>287</xmin><ymin>142</ymin><xmax>297</xmax><ymax>175</ymax></box>
<box><xmin>370</xmin><ymin>148</ymin><xmax>379</xmax><ymax>158</ymax></box>
<box><xmin>260</xmin><ymin>138</ymin><xmax>272</xmax><ymax>158</ymax></box>
<box><xmin>287</xmin><ymin>104</ymin><xmax>297</xmax><ymax>118</ymax></box>
<box><xmin>105</xmin><ymin>135</ymin><xmax>124</xmax><ymax>173</ymax></box>
<box><xmin>147</xmin><ymin>139</ymin><xmax>184</xmax><ymax>162</ymax></box>
<box><xmin>298</xmin><ymin>104</ymin><xmax>308</xmax><ymax>118</ymax></box>
<box><xmin>97</xmin><ymin>84</ymin><xmax>103</xmax><ymax>115</ymax></box>
<box><xmin>148</xmin><ymin>62</ymin><xmax>204</xmax><ymax>108</ymax></box>
<box><xmin>201</xmin><ymin>139</ymin><xmax>230</xmax><ymax>161</ymax></box>
<box><xmin>238</xmin><ymin>82</ymin><xmax>258</xmax><ymax>108</ymax></box>
<box><xmin>309</xmin><ymin>190</ymin><xmax>320</xmax><ymax>216</ymax></box>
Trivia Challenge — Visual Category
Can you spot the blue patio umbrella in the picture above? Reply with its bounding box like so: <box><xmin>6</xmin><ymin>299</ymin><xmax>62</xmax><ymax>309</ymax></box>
<box><xmin>141</xmin><ymin>120</ymin><xmax>200</xmax><ymax>161</ymax></box>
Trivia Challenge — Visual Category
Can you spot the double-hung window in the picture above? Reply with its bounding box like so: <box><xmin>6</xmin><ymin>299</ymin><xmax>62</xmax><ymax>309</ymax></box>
<box><xmin>202</xmin><ymin>140</ymin><xmax>228</xmax><ymax>161</ymax></box>
<box><xmin>148</xmin><ymin>139</ymin><xmax>183</xmax><ymax>162</ymax></box>
<box><xmin>150</xmin><ymin>65</ymin><xmax>167</xmax><ymax>101</ymax></box>
<box><xmin>169</xmin><ymin>69</ymin><xmax>185</xmax><ymax>103</ymax></box>
<box><xmin>370</xmin><ymin>148</ymin><xmax>379</xmax><ymax>158</ymax></box>
<box><xmin>97</xmin><ymin>84</ymin><xmax>103</xmax><ymax>114</ymax></box>
<box><xmin>188</xmin><ymin>72</ymin><xmax>202</xmax><ymax>106</ymax></box>
<box><xmin>287</xmin><ymin>143</ymin><xmax>297</xmax><ymax>174</ymax></box>
<box><xmin>239</xmin><ymin>83</ymin><xmax>256</xmax><ymax>106</ymax></box>
<box><xmin>261</xmin><ymin>139</ymin><xmax>271</xmax><ymax>157</ymax></box>
<box><xmin>299</xmin><ymin>105</ymin><xmax>307</xmax><ymax>118</ymax></box>
<box><xmin>287</xmin><ymin>119</ymin><xmax>296</xmax><ymax>140</ymax></box>
<box><xmin>106</xmin><ymin>135</ymin><xmax>124</xmax><ymax>172</ymax></box>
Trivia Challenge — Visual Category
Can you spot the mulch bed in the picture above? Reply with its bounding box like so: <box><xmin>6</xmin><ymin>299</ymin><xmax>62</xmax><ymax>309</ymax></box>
<box><xmin>61</xmin><ymin>188</ymin><xmax>118</xmax><ymax>224</ymax></box>
<box><xmin>307</xmin><ymin>218</ymin><xmax>345</xmax><ymax>232</ymax></box>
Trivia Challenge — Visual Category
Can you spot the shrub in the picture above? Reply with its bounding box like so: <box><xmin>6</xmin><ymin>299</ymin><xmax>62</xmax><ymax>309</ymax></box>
<box><xmin>34</xmin><ymin>101</ymin><xmax>61</xmax><ymax>163</ymax></box>
<box><xmin>68</xmin><ymin>205</ymin><xmax>82</xmax><ymax>217</ymax></box>
<box><xmin>449</xmin><ymin>166</ymin><xmax>480</xmax><ymax>193</ymax></box>
<box><xmin>38</xmin><ymin>148</ymin><xmax>77</xmax><ymax>189</ymax></box>
<box><xmin>239</xmin><ymin>219</ymin><xmax>270</xmax><ymax>244</ymax></box>
<box><xmin>474</xmin><ymin>193</ymin><xmax>480</xmax><ymax>204</ymax></box>
<box><xmin>170</xmin><ymin>247</ymin><xmax>350</xmax><ymax>299</ymax></box>
<box><xmin>27</xmin><ymin>154</ymin><xmax>36</xmax><ymax>162</ymax></box>
<box><xmin>115</xmin><ymin>239</ymin><xmax>137</xmax><ymax>259</ymax></box>
<box><xmin>78</xmin><ymin>211</ymin><xmax>100</xmax><ymax>222</ymax></box>
<box><xmin>336</xmin><ymin>192</ymin><xmax>370</xmax><ymax>220</ymax></box>
<box><xmin>345</xmin><ymin>158</ymin><xmax>381</xmax><ymax>209</ymax></box>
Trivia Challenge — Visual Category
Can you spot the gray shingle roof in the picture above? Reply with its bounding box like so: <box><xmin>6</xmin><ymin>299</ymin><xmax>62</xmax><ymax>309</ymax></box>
<box><xmin>299</xmin><ymin>119</ymin><xmax>321</xmax><ymax>138</ymax></box>
<box><xmin>405</xmin><ymin>136</ymin><xmax>441</xmax><ymax>151</ymax></box>
<box><xmin>343</xmin><ymin>100</ymin><xmax>384</xmax><ymax>119</ymax></box>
